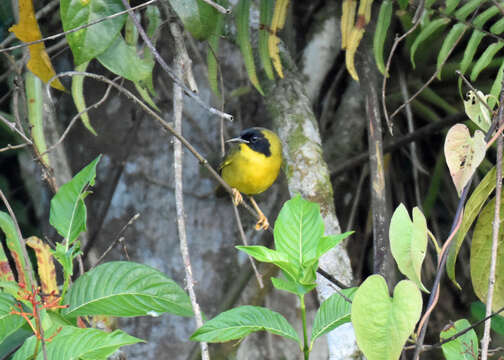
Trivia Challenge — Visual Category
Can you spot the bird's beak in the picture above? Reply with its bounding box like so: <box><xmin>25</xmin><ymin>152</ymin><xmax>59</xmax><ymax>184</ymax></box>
<box><xmin>226</xmin><ymin>137</ymin><xmax>249</xmax><ymax>144</ymax></box>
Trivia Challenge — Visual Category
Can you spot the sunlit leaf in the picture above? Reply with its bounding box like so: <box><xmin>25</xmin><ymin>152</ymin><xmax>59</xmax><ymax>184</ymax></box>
<box><xmin>268</xmin><ymin>0</ymin><xmax>290</xmax><ymax>78</ymax></box>
<box><xmin>471</xmin><ymin>194</ymin><xmax>504</xmax><ymax>312</ymax></box>
<box><xmin>351</xmin><ymin>275</ymin><xmax>422</xmax><ymax>360</ymax></box>
<box><xmin>454</xmin><ymin>0</ymin><xmax>486</xmax><ymax>22</ymax></box>
<box><xmin>389</xmin><ymin>204</ymin><xmax>429</xmax><ymax>292</ymax></box>
<box><xmin>440</xmin><ymin>319</ymin><xmax>478</xmax><ymax>360</ymax></box>
<box><xmin>463</xmin><ymin>90</ymin><xmax>494</xmax><ymax>132</ymax></box>
<box><xmin>437</xmin><ymin>23</ymin><xmax>467</xmax><ymax>80</ymax></box>
<box><xmin>459</xmin><ymin>30</ymin><xmax>485</xmax><ymax>77</ymax></box>
<box><xmin>341</xmin><ymin>0</ymin><xmax>356</xmax><ymax>49</ymax></box>
<box><xmin>9</xmin><ymin>0</ymin><xmax>65</xmax><ymax>90</ymax></box>
<box><xmin>25</xmin><ymin>72</ymin><xmax>49</xmax><ymax>166</ymax></box>
<box><xmin>470</xmin><ymin>42</ymin><xmax>504</xmax><ymax>82</ymax></box>
<box><xmin>444</xmin><ymin>124</ymin><xmax>486</xmax><ymax>196</ymax></box>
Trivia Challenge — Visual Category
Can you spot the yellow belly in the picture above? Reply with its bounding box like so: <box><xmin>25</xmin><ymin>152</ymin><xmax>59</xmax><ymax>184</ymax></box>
<box><xmin>221</xmin><ymin>144</ymin><xmax>282</xmax><ymax>195</ymax></box>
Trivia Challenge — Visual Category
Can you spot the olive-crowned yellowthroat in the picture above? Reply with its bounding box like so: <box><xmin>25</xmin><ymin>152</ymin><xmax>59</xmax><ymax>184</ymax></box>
<box><xmin>220</xmin><ymin>127</ymin><xmax>282</xmax><ymax>230</ymax></box>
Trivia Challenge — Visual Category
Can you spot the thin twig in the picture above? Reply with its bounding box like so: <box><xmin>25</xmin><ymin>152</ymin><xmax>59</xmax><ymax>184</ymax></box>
<box><xmin>456</xmin><ymin>70</ymin><xmax>495</xmax><ymax>116</ymax></box>
<box><xmin>200</xmin><ymin>0</ymin><xmax>231</xmax><ymax>14</ymax></box>
<box><xmin>0</xmin><ymin>0</ymin><xmax>158</xmax><ymax>53</ymax></box>
<box><xmin>481</xmin><ymin>80</ymin><xmax>504</xmax><ymax>360</ymax></box>
<box><xmin>0</xmin><ymin>143</ymin><xmax>29</xmax><ymax>152</ymax></box>
<box><xmin>0</xmin><ymin>109</ymin><xmax>32</xmax><ymax>144</ymax></box>
<box><xmin>93</xmin><ymin>214</ymin><xmax>140</xmax><ymax>267</ymax></box>
<box><xmin>119</xmin><ymin>0</ymin><xmax>233</xmax><ymax>121</ymax></box>
<box><xmin>171</xmin><ymin>23</ymin><xmax>210</xmax><ymax>360</ymax></box>
<box><xmin>231</xmin><ymin>200</ymin><xmax>264</xmax><ymax>288</ymax></box>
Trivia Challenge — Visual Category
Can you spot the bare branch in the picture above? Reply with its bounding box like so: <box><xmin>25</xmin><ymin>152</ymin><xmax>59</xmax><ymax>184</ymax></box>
<box><xmin>200</xmin><ymin>0</ymin><xmax>231</xmax><ymax>14</ymax></box>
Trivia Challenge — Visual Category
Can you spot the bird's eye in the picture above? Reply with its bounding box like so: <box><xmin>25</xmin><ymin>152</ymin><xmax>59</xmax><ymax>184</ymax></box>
<box><xmin>250</xmin><ymin>136</ymin><xmax>259</xmax><ymax>143</ymax></box>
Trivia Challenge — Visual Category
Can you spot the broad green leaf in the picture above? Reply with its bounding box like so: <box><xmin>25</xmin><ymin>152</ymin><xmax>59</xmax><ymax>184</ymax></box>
<box><xmin>168</xmin><ymin>0</ymin><xmax>219</xmax><ymax>40</ymax></box>
<box><xmin>470</xmin><ymin>301</ymin><xmax>504</xmax><ymax>335</ymax></box>
<box><xmin>25</xmin><ymin>72</ymin><xmax>49</xmax><ymax>166</ymax></box>
<box><xmin>49</xmin><ymin>155</ymin><xmax>101</xmax><ymax>244</ymax></box>
<box><xmin>436</xmin><ymin>23</ymin><xmax>467</xmax><ymax>80</ymax></box>
<box><xmin>454</xmin><ymin>0</ymin><xmax>486</xmax><ymax>21</ymax></box>
<box><xmin>490</xmin><ymin>59</ymin><xmax>504</xmax><ymax>109</ymax></box>
<box><xmin>271</xmin><ymin>276</ymin><xmax>316</xmax><ymax>296</ymax></box>
<box><xmin>463</xmin><ymin>90</ymin><xmax>494</xmax><ymax>132</ymax></box>
<box><xmin>351</xmin><ymin>276</ymin><xmax>422</xmax><ymax>360</ymax></box>
<box><xmin>60</xmin><ymin>0</ymin><xmax>127</xmax><ymax>65</ymax></box>
<box><xmin>444</xmin><ymin>124</ymin><xmax>486</xmax><ymax>196</ymax></box>
<box><xmin>389</xmin><ymin>204</ymin><xmax>429</xmax><ymax>292</ymax></box>
<box><xmin>259</xmin><ymin>0</ymin><xmax>275</xmax><ymax>80</ymax></box>
<box><xmin>410</xmin><ymin>19</ymin><xmax>450</xmax><ymax>68</ymax></box>
<box><xmin>63</xmin><ymin>261</ymin><xmax>193</xmax><ymax>318</ymax></box>
<box><xmin>471</xmin><ymin>194</ymin><xmax>504</xmax><ymax>312</ymax></box>
<box><xmin>236</xmin><ymin>0</ymin><xmax>264</xmax><ymax>95</ymax></box>
<box><xmin>12</xmin><ymin>326</ymin><xmax>142</xmax><ymax>360</ymax></box>
<box><xmin>490</xmin><ymin>18</ymin><xmax>504</xmax><ymax>35</ymax></box>
<box><xmin>0</xmin><ymin>212</ymin><xmax>31</xmax><ymax>288</ymax></box>
<box><xmin>470</xmin><ymin>42</ymin><xmax>504</xmax><ymax>81</ymax></box>
<box><xmin>373</xmin><ymin>1</ymin><xmax>393</xmax><ymax>76</ymax></box>
<box><xmin>447</xmin><ymin>158</ymin><xmax>504</xmax><ymax>288</ymax></box>
<box><xmin>310</xmin><ymin>288</ymin><xmax>357</xmax><ymax>346</ymax></box>
<box><xmin>236</xmin><ymin>245</ymin><xmax>298</xmax><ymax>280</ymax></box>
<box><xmin>440</xmin><ymin>319</ymin><xmax>478</xmax><ymax>360</ymax></box>
<box><xmin>0</xmin><ymin>293</ymin><xmax>24</xmax><ymax>341</ymax></box>
<box><xmin>443</xmin><ymin>0</ymin><xmax>461</xmax><ymax>15</ymax></box>
<box><xmin>72</xmin><ymin>61</ymin><xmax>97</xmax><ymax>136</ymax></box>
<box><xmin>274</xmin><ymin>195</ymin><xmax>324</xmax><ymax>267</ymax></box>
<box><xmin>97</xmin><ymin>34</ymin><xmax>152</xmax><ymax>82</ymax></box>
<box><xmin>317</xmin><ymin>232</ymin><xmax>354</xmax><ymax>259</ymax></box>
<box><xmin>190</xmin><ymin>305</ymin><xmax>300</xmax><ymax>344</ymax></box>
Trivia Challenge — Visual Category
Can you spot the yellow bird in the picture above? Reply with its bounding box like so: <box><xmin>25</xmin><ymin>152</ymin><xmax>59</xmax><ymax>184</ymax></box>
<box><xmin>220</xmin><ymin>127</ymin><xmax>283</xmax><ymax>230</ymax></box>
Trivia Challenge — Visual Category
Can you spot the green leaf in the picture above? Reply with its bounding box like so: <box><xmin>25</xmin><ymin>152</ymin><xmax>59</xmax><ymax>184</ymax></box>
<box><xmin>25</xmin><ymin>72</ymin><xmax>49</xmax><ymax>166</ymax></box>
<box><xmin>490</xmin><ymin>18</ymin><xmax>504</xmax><ymax>35</ymax></box>
<box><xmin>97</xmin><ymin>34</ymin><xmax>153</xmax><ymax>82</ymax></box>
<box><xmin>470</xmin><ymin>42</ymin><xmax>504</xmax><ymax>81</ymax></box>
<box><xmin>12</xmin><ymin>326</ymin><xmax>143</xmax><ymax>360</ymax></box>
<box><xmin>49</xmin><ymin>155</ymin><xmax>101</xmax><ymax>244</ymax></box>
<box><xmin>447</xmin><ymin>158</ymin><xmax>504</xmax><ymax>288</ymax></box>
<box><xmin>436</xmin><ymin>23</ymin><xmax>467</xmax><ymax>80</ymax></box>
<box><xmin>0</xmin><ymin>212</ymin><xmax>32</xmax><ymax>288</ymax></box>
<box><xmin>443</xmin><ymin>0</ymin><xmax>461</xmax><ymax>15</ymax></box>
<box><xmin>168</xmin><ymin>0</ymin><xmax>219</xmax><ymax>40</ymax></box>
<box><xmin>397</xmin><ymin>0</ymin><xmax>408</xmax><ymax>10</ymax></box>
<box><xmin>63</xmin><ymin>261</ymin><xmax>193</xmax><ymax>318</ymax></box>
<box><xmin>463</xmin><ymin>90</ymin><xmax>494</xmax><ymax>132</ymax></box>
<box><xmin>470</xmin><ymin>194</ymin><xmax>504</xmax><ymax>312</ymax></box>
<box><xmin>454</xmin><ymin>0</ymin><xmax>486</xmax><ymax>21</ymax></box>
<box><xmin>0</xmin><ymin>293</ymin><xmax>24</xmax><ymax>342</ymax></box>
<box><xmin>389</xmin><ymin>204</ymin><xmax>429</xmax><ymax>292</ymax></box>
<box><xmin>259</xmin><ymin>0</ymin><xmax>275</xmax><ymax>80</ymax></box>
<box><xmin>317</xmin><ymin>232</ymin><xmax>354</xmax><ymax>259</ymax></box>
<box><xmin>473</xmin><ymin>6</ymin><xmax>500</xmax><ymax>28</ymax></box>
<box><xmin>310</xmin><ymin>288</ymin><xmax>357</xmax><ymax>347</ymax></box>
<box><xmin>72</xmin><ymin>61</ymin><xmax>97</xmax><ymax>136</ymax></box>
<box><xmin>351</xmin><ymin>275</ymin><xmax>422</xmax><ymax>360</ymax></box>
<box><xmin>207</xmin><ymin>5</ymin><xmax>225</xmax><ymax>98</ymax></box>
<box><xmin>459</xmin><ymin>30</ymin><xmax>485</xmax><ymax>77</ymax></box>
<box><xmin>190</xmin><ymin>305</ymin><xmax>300</xmax><ymax>345</ymax></box>
<box><xmin>373</xmin><ymin>1</ymin><xmax>392</xmax><ymax>76</ymax></box>
<box><xmin>440</xmin><ymin>319</ymin><xmax>478</xmax><ymax>360</ymax></box>
<box><xmin>274</xmin><ymin>195</ymin><xmax>324</xmax><ymax>267</ymax></box>
<box><xmin>60</xmin><ymin>0</ymin><xmax>127</xmax><ymax>65</ymax></box>
<box><xmin>490</xmin><ymin>59</ymin><xmax>504</xmax><ymax>109</ymax></box>
<box><xmin>236</xmin><ymin>245</ymin><xmax>298</xmax><ymax>280</ymax></box>
<box><xmin>470</xmin><ymin>301</ymin><xmax>504</xmax><ymax>335</ymax></box>
<box><xmin>271</xmin><ymin>276</ymin><xmax>316</xmax><ymax>296</ymax></box>
<box><xmin>410</xmin><ymin>18</ymin><xmax>450</xmax><ymax>68</ymax></box>
<box><xmin>236</xmin><ymin>0</ymin><xmax>264</xmax><ymax>95</ymax></box>
<box><xmin>444</xmin><ymin>124</ymin><xmax>486</xmax><ymax>196</ymax></box>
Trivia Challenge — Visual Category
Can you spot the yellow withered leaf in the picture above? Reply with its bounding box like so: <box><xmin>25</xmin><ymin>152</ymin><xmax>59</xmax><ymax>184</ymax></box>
<box><xmin>9</xmin><ymin>0</ymin><xmax>65</xmax><ymax>91</ymax></box>
<box><xmin>345</xmin><ymin>27</ymin><xmax>365</xmax><ymax>81</ymax></box>
<box><xmin>341</xmin><ymin>0</ymin><xmax>357</xmax><ymax>49</ymax></box>
<box><xmin>26</xmin><ymin>236</ymin><xmax>59</xmax><ymax>303</ymax></box>
<box><xmin>268</xmin><ymin>0</ymin><xmax>290</xmax><ymax>78</ymax></box>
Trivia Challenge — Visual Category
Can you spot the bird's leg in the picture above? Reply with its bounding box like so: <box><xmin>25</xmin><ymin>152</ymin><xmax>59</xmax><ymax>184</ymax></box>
<box><xmin>249</xmin><ymin>196</ymin><xmax>269</xmax><ymax>231</ymax></box>
<box><xmin>231</xmin><ymin>188</ymin><xmax>243</xmax><ymax>206</ymax></box>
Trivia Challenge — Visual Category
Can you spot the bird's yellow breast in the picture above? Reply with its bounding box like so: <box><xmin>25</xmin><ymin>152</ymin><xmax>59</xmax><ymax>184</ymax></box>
<box><xmin>221</xmin><ymin>131</ymin><xmax>282</xmax><ymax>195</ymax></box>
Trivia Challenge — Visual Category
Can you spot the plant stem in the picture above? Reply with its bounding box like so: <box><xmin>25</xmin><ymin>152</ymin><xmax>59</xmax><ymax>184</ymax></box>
<box><xmin>299</xmin><ymin>295</ymin><xmax>309</xmax><ymax>360</ymax></box>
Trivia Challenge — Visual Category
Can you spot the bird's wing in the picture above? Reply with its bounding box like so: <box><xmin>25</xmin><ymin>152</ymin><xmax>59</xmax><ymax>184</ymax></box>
<box><xmin>219</xmin><ymin>145</ymin><xmax>240</xmax><ymax>172</ymax></box>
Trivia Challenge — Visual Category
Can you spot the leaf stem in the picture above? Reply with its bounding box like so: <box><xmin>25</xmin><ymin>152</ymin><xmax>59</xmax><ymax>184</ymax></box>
<box><xmin>299</xmin><ymin>295</ymin><xmax>309</xmax><ymax>360</ymax></box>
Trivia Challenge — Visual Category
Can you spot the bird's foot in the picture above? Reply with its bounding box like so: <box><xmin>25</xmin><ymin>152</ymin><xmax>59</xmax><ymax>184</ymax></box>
<box><xmin>255</xmin><ymin>214</ymin><xmax>269</xmax><ymax>231</ymax></box>
<box><xmin>231</xmin><ymin>188</ymin><xmax>243</xmax><ymax>206</ymax></box>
